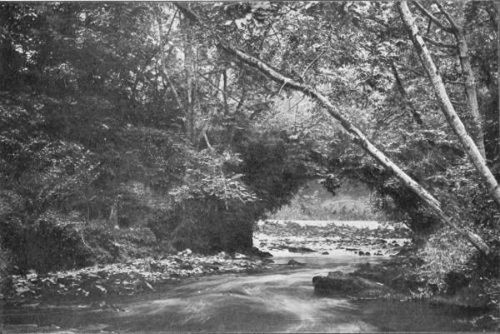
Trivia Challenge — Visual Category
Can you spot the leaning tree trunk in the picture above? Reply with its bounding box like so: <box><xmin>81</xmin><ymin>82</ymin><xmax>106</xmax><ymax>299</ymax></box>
<box><xmin>434</xmin><ymin>2</ymin><xmax>486</xmax><ymax>159</ymax></box>
<box><xmin>221</xmin><ymin>45</ymin><xmax>490</xmax><ymax>256</ymax></box>
<box><xmin>391</xmin><ymin>61</ymin><xmax>424</xmax><ymax>126</ymax></box>
<box><xmin>398</xmin><ymin>0</ymin><xmax>500</xmax><ymax>209</ymax></box>
<box><xmin>496</xmin><ymin>1</ymin><xmax>500</xmax><ymax>156</ymax></box>
<box><xmin>454</xmin><ymin>32</ymin><xmax>486</xmax><ymax>159</ymax></box>
<box><xmin>175</xmin><ymin>4</ymin><xmax>491</xmax><ymax>256</ymax></box>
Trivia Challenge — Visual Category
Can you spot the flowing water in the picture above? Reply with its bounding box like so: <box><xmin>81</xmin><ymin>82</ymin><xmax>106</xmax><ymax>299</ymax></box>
<box><xmin>2</xmin><ymin>254</ymin><xmax>484</xmax><ymax>332</ymax></box>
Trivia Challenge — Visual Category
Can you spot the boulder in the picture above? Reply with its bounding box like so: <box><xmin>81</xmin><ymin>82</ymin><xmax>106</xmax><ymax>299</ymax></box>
<box><xmin>313</xmin><ymin>271</ymin><xmax>392</xmax><ymax>298</ymax></box>
<box><xmin>249</xmin><ymin>247</ymin><xmax>273</xmax><ymax>258</ymax></box>
<box><xmin>288</xmin><ymin>246</ymin><xmax>315</xmax><ymax>253</ymax></box>
<box><xmin>431</xmin><ymin>282</ymin><xmax>491</xmax><ymax>309</ymax></box>
<box><xmin>287</xmin><ymin>259</ymin><xmax>306</xmax><ymax>266</ymax></box>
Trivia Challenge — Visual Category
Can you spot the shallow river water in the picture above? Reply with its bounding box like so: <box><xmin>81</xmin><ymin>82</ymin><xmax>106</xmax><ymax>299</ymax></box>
<box><xmin>2</xmin><ymin>254</ymin><xmax>483</xmax><ymax>332</ymax></box>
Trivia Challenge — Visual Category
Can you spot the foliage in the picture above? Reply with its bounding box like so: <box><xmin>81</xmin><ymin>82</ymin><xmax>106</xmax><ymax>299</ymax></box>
<box><xmin>270</xmin><ymin>180</ymin><xmax>386</xmax><ymax>221</ymax></box>
<box><xmin>0</xmin><ymin>1</ymin><xmax>498</xmax><ymax>297</ymax></box>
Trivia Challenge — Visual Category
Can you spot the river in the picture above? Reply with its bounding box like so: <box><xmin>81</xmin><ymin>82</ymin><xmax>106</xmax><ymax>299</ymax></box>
<box><xmin>2</xmin><ymin>253</ymin><xmax>483</xmax><ymax>332</ymax></box>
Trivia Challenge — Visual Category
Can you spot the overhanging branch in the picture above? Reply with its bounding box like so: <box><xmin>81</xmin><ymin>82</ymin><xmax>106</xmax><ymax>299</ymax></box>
<box><xmin>175</xmin><ymin>1</ymin><xmax>492</xmax><ymax>256</ymax></box>
<box><xmin>412</xmin><ymin>1</ymin><xmax>453</xmax><ymax>33</ymax></box>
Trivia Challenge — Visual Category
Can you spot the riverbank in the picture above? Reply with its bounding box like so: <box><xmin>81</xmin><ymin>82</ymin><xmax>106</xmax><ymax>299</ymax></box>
<box><xmin>3</xmin><ymin>249</ymin><xmax>272</xmax><ymax>305</ymax></box>
<box><xmin>4</xmin><ymin>219</ymin><xmax>498</xmax><ymax>332</ymax></box>
<box><xmin>4</xmin><ymin>220</ymin><xmax>408</xmax><ymax>305</ymax></box>
<box><xmin>3</xmin><ymin>254</ymin><xmax>496</xmax><ymax>333</ymax></box>
<box><xmin>312</xmin><ymin>254</ymin><xmax>500</xmax><ymax>331</ymax></box>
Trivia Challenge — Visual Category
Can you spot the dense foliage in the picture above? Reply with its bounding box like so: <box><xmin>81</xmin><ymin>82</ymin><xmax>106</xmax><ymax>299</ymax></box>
<box><xmin>0</xmin><ymin>2</ymin><xmax>499</xmax><ymax>301</ymax></box>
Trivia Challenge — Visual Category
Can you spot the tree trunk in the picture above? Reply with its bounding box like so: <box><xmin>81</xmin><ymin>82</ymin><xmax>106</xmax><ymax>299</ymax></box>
<box><xmin>398</xmin><ymin>0</ymin><xmax>500</xmax><ymax>209</ymax></box>
<box><xmin>109</xmin><ymin>201</ymin><xmax>118</xmax><ymax>229</ymax></box>
<box><xmin>180</xmin><ymin>16</ymin><xmax>196</xmax><ymax>143</ymax></box>
<box><xmin>456</xmin><ymin>34</ymin><xmax>486</xmax><ymax>158</ymax></box>
<box><xmin>175</xmin><ymin>3</ymin><xmax>491</xmax><ymax>255</ymax></box>
<box><xmin>434</xmin><ymin>2</ymin><xmax>486</xmax><ymax>159</ymax></box>
<box><xmin>157</xmin><ymin>14</ymin><xmax>185</xmax><ymax>114</ymax></box>
<box><xmin>496</xmin><ymin>2</ymin><xmax>500</xmax><ymax>156</ymax></box>
<box><xmin>219</xmin><ymin>45</ymin><xmax>490</xmax><ymax>256</ymax></box>
<box><xmin>223</xmin><ymin>69</ymin><xmax>229</xmax><ymax>115</ymax></box>
<box><xmin>390</xmin><ymin>61</ymin><xmax>424</xmax><ymax>126</ymax></box>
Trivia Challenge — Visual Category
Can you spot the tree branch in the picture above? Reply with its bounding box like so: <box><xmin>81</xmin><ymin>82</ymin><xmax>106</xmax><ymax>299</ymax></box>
<box><xmin>176</xmin><ymin>1</ymin><xmax>492</xmax><ymax>256</ymax></box>
<box><xmin>422</xmin><ymin>36</ymin><xmax>456</xmax><ymax>49</ymax></box>
<box><xmin>434</xmin><ymin>2</ymin><xmax>460</xmax><ymax>33</ymax></box>
<box><xmin>399</xmin><ymin>0</ymin><xmax>495</xmax><ymax>255</ymax></box>
<box><xmin>434</xmin><ymin>1</ymin><xmax>486</xmax><ymax>158</ymax></box>
<box><xmin>390</xmin><ymin>61</ymin><xmax>424</xmax><ymax>126</ymax></box>
<box><xmin>412</xmin><ymin>1</ymin><xmax>453</xmax><ymax>33</ymax></box>
<box><xmin>196</xmin><ymin>70</ymin><xmax>244</xmax><ymax>106</ymax></box>
<box><xmin>301</xmin><ymin>50</ymin><xmax>326</xmax><ymax>79</ymax></box>
<box><xmin>157</xmin><ymin>13</ymin><xmax>184</xmax><ymax>112</ymax></box>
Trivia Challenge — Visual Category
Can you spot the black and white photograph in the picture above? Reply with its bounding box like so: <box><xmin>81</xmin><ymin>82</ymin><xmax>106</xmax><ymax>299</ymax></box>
<box><xmin>0</xmin><ymin>1</ymin><xmax>499</xmax><ymax>332</ymax></box>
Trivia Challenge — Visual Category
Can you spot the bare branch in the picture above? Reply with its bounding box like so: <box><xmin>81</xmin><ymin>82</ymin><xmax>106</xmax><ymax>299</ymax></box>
<box><xmin>390</xmin><ymin>61</ymin><xmax>424</xmax><ymax>126</ymax></box>
<box><xmin>412</xmin><ymin>1</ymin><xmax>453</xmax><ymax>33</ymax></box>
<box><xmin>301</xmin><ymin>50</ymin><xmax>326</xmax><ymax>79</ymax></box>
<box><xmin>235</xmin><ymin>88</ymin><xmax>247</xmax><ymax>114</ymax></box>
<box><xmin>196</xmin><ymin>70</ymin><xmax>247</xmax><ymax>107</ymax></box>
<box><xmin>434</xmin><ymin>2</ymin><xmax>460</xmax><ymax>33</ymax></box>
<box><xmin>422</xmin><ymin>36</ymin><xmax>456</xmax><ymax>49</ymax></box>
<box><xmin>434</xmin><ymin>2</ymin><xmax>485</xmax><ymax>158</ymax></box>
<box><xmin>177</xmin><ymin>1</ymin><xmax>493</xmax><ymax>255</ymax></box>
<box><xmin>443</xmin><ymin>79</ymin><xmax>466</xmax><ymax>85</ymax></box>
<box><xmin>166</xmin><ymin>72</ymin><xmax>185</xmax><ymax>111</ymax></box>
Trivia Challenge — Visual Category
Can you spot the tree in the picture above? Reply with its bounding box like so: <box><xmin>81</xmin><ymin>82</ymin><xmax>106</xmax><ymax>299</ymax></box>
<box><xmin>413</xmin><ymin>1</ymin><xmax>486</xmax><ymax>159</ymax></box>
<box><xmin>398</xmin><ymin>1</ymin><xmax>500</xmax><ymax>209</ymax></box>
<box><xmin>176</xmin><ymin>3</ymin><xmax>491</xmax><ymax>256</ymax></box>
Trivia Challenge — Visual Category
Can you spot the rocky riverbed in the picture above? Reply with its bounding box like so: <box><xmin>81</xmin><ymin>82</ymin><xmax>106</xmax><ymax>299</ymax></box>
<box><xmin>2</xmin><ymin>220</ymin><xmax>499</xmax><ymax>333</ymax></box>
<box><xmin>255</xmin><ymin>219</ymin><xmax>411</xmax><ymax>257</ymax></box>
<box><xmin>4</xmin><ymin>220</ymin><xmax>410</xmax><ymax>305</ymax></box>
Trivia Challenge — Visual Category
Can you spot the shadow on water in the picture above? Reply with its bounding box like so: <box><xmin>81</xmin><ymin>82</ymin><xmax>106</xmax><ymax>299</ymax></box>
<box><xmin>353</xmin><ymin>299</ymin><xmax>482</xmax><ymax>332</ymax></box>
<box><xmin>1</xmin><ymin>255</ymin><xmax>487</xmax><ymax>332</ymax></box>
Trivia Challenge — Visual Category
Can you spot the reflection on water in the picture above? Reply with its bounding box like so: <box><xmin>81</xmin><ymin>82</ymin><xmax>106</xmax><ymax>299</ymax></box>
<box><xmin>2</xmin><ymin>255</ymin><xmax>483</xmax><ymax>332</ymax></box>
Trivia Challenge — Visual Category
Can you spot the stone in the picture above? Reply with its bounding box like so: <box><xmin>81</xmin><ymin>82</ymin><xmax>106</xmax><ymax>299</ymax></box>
<box><xmin>288</xmin><ymin>246</ymin><xmax>315</xmax><ymax>253</ymax></box>
<box><xmin>287</xmin><ymin>259</ymin><xmax>306</xmax><ymax>266</ymax></box>
<box><xmin>313</xmin><ymin>271</ymin><xmax>392</xmax><ymax>298</ymax></box>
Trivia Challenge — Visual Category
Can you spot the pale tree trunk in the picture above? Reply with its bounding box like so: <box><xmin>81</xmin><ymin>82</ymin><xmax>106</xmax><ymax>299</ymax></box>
<box><xmin>157</xmin><ymin>13</ymin><xmax>185</xmax><ymax>114</ymax></box>
<box><xmin>109</xmin><ymin>201</ymin><xmax>118</xmax><ymax>229</ymax></box>
<box><xmin>175</xmin><ymin>3</ymin><xmax>492</xmax><ymax>256</ymax></box>
<box><xmin>398</xmin><ymin>0</ymin><xmax>500</xmax><ymax>209</ymax></box>
<box><xmin>185</xmin><ymin>40</ymin><xmax>195</xmax><ymax>143</ymax></box>
<box><xmin>221</xmin><ymin>44</ymin><xmax>490</xmax><ymax>256</ymax></box>
<box><xmin>434</xmin><ymin>2</ymin><xmax>486</xmax><ymax>159</ymax></box>
<box><xmin>180</xmin><ymin>15</ymin><xmax>196</xmax><ymax>143</ymax></box>
<box><xmin>496</xmin><ymin>2</ymin><xmax>500</xmax><ymax>156</ymax></box>
<box><xmin>222</xmin><ymin>69</ymin><xmax>229</xmax><ymax>115</ymax></box>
